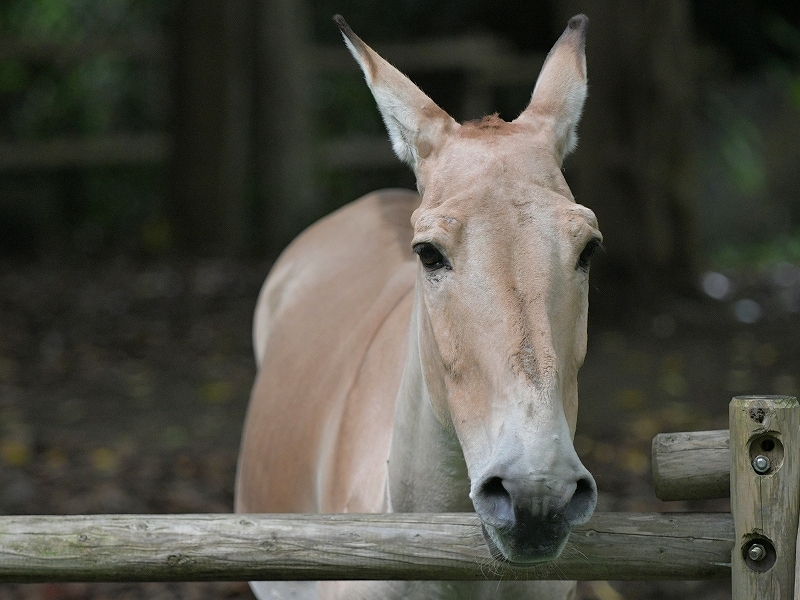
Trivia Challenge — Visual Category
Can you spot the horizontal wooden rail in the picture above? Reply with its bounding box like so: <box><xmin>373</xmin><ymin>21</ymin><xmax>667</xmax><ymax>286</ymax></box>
<box><xmin>0</xmin><ymin>512</ymin><xmax>733</xmax><ymax>583</ymax></box>
<box><xmin>0</xmin><ymin>34</ymin><xmax>166</xmax><ymax>63</ymax></box>
<box><xmin>1</xmin><ymin>34</ymin><xmax>543</xmax><ymax>86</ymax></box>
<box><xmin>313</xmin><ymin>37</ymin><xmax>544</xmax><ymax>84</ymax></box>
<box><xmin>652</xmin><ymin>430</ymin><xmax>730</xmax><ymax>501</ymax></box>
<box><xmin>318</xmin><ymin>136</ymin><xmax>397</xmax><ymax>169</ymax></box>
<box><xmin>0</xmin><ymin>134</ymin><xmax>402</xmax><ymax>172</ymax></box>
<box><xmin>0</xmin><ymin>35</ymin><xmax>543</xmax><ymax>174</ymax></box>
<box><xmin>0</xmin><ymin>134</ymin><xmax>171</xmax><ymax>172</ymax></box>
<box><xmin>0</xmin><ymin>134</ymin><xmax>400</xmax><ymax>172</ymax></box>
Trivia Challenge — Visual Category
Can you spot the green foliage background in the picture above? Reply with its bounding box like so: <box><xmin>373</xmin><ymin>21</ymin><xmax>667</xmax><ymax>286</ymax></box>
<box><xmin>1</xmin><ymin>0</ymin><xmax>799</xmax><ymax>267</ymax></box>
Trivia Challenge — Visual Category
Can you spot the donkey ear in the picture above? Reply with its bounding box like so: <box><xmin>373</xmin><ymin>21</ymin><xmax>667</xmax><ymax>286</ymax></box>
<box><xmin>515</xmin><ymin>15</ymin><xmax>589</xmax><ymax>165</ymax></box>
<box><xmin>334</xmin><ymin>15</ymin><xmax>458</xmax><ymax>173</ymax></box>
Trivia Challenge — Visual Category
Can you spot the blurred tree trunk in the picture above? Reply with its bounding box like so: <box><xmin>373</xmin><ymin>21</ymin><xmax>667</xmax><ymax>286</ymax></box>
<box><xmin>254</xmin><ymin>0</ymin><xmax>318</xmax><ymax>257</ymax></box>
<box><xmin>168</xmin><ymin>0</ymin><xmax>254</xmax><ymax>255</ymax></box>
<box><xmin>553</xmin><ymin>0</ymin><xmax>701</xmax><ymax>316</ymax></box>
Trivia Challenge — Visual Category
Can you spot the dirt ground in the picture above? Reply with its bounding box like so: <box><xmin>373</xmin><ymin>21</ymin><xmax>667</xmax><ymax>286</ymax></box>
<box><xmin>2</xmin><ymin>255</ymin><xmax>800</xmax><ymax>599</ymax></box>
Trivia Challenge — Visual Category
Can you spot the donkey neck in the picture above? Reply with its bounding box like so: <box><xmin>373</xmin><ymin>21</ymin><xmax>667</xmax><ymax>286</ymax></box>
<box><xmin>387</xmin><ymin>284</ymin><xmax>473</xmax><ymax>513</ymax></box>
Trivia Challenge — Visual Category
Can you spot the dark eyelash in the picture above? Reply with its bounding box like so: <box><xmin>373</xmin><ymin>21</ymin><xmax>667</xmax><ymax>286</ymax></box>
<box><xmin>577</xmin><ymin>239</ymin><xmax>602</xmax><ymax>271</ymax></box>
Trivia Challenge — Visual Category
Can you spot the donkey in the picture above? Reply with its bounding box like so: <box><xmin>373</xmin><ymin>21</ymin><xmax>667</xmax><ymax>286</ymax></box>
<box><xmin>235</xmin><ymin>14</ymin><xmax>600</xmax><ymax>600</ymax></box>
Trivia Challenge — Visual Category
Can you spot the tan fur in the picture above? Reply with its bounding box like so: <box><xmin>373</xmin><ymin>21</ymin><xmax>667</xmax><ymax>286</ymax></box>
<box><xmin>237</xmin><ymin>190</ymin><xmax>416</xmax><ymax>514</ymax></box>
<box><xmin>236</xmin><ymin>14</ymin><xmax>598</xmax><ymax>600</ymax></box>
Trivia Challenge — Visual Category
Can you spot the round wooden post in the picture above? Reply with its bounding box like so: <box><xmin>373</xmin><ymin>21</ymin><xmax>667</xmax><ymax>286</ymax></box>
<box><xmin>652</xmin><ymin>429</ymin><xmax>730</xmax><ymax>501</ymax></box>
<box><xmin>730</xmin><ymin>395</ymin><xmax>800</xmax><ymax>599</ymax></box>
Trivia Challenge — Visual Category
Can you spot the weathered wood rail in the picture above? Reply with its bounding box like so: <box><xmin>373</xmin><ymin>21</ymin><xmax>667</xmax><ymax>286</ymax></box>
<box><xmin>0</xmin><ymin>395</ymin><xmax>797</xmax><ymax>599</ymax></box>
<box><xmin>652</xmin><ymin>428</ymin><xmax>730</xmax><ymax>501</ymax></box>
<box><xmin>0</xmin><ymin>512</ymin><xmax>732</xmax><ymax>583</ymax></box>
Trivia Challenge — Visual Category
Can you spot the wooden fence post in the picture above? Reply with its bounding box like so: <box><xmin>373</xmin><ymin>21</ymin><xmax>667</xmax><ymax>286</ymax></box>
<box><xmin>169</xmin><ymin>0</ymin><xmax>254</xmax><ymax>254</ymax></box>
<box><xmin>254</xmin><ymin>0</ymin><xmax>318</xmax><ymax>256</ymax></box>
<box><xmin>730</xmin><ymin>395</ymin><xmax>800</xmax><ymax>599</ymax></box>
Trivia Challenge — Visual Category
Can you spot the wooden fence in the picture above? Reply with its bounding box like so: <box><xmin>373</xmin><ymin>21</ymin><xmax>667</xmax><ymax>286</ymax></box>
<box><xmin>0</xmin><ymin>21</ymin><xmax>545</xmax><ymax>254</ymax></box>
<box><xmin>0</xmin><ymin>512</ymin><xmax>732</xmax><ymax>583</ymax></box>
<box><xmin>0</xmin><ymin>395</ymin><xmax>798</xmax><ymax>599</ymax></box>
<box><xmin>0</xmin><ymin>33</ymin><xmax>543</xmax><ymax>173</ymax></box>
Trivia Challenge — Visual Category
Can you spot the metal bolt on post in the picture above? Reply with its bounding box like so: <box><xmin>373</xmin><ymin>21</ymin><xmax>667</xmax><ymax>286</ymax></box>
<box><xmin>752</xmin><ymin>455</ymin><xmax>771</xmax><ymax>474</ymax></box>
<box><xmin>748</xmin><ymin>543</ymin><xmax>767</xmax><ymax>562</ymax></box>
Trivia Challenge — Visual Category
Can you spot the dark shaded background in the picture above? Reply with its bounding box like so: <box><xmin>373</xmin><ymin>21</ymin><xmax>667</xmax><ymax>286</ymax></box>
<box><xmin>1</xmin><ymin>1</ymin><xmax>800</xmax><ymax>598</ymax></box>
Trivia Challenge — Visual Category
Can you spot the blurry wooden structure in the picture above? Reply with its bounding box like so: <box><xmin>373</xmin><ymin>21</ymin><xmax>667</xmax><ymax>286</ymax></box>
<box><xmin>0</xmin><ymin>1</ymin><xmax>702</xmax><ymax>311</ymax></box>
<box><xmin>0</xmin><ymin>3</ymin><xmax>545</xmax><ymax>256</ymax></box>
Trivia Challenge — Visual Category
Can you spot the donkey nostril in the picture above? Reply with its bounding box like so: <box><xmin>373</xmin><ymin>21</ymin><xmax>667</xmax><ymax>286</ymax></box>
<box><xmin>479</xmin><ymin>477</ymin><xmax>514</xmax><ymax>525</ymax></box>
<box><xmin>563</xmin><ymin>476</ymin><xmax>597</xmax><ymax>525</ymax></box>
<box><xmin>481</xmin><ymin>476</ymin><xmax>507</xmax><ymax>497</ymax></box>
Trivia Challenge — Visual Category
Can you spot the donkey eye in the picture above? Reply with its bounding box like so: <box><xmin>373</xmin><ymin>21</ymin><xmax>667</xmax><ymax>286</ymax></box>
<box><xmin>577</xmin><ymin>238</ymin><xmax>601</xmax><ymax>272</ymax></box>
<box><xmin>413</xmin><ymin>243</ymin><xmax>448</xmax><ymax>271</ymax></box>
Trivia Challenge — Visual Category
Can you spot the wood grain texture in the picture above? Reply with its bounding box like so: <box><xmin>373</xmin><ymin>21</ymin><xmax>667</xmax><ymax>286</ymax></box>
<box><xmin>652</xmin><ymin>429</ymin><xmax>730</xmax><ymax>501</ymax></box>
<box><xmin>730</xmin><ymin>395</ymin><xmax>800</xmax><ymax>600</ymax></box>
<box><xmin>0</xmin><ymin>512</ymin><xmax>733</xmax><ymax>583</ymax></box>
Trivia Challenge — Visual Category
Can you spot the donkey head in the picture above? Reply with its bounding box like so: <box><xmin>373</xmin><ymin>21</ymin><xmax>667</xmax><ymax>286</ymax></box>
<box><xmin>337</xmin><ymin>14</ymin><xmax>599</xmax><ymax>564</ymax></box>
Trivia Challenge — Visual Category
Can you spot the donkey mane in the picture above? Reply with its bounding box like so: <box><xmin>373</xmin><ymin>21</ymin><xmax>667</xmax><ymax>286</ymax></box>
<box><xmin>458</xmin><ymin>113</ymin><xmax>525</xmax><ymax>139</ymax></box>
